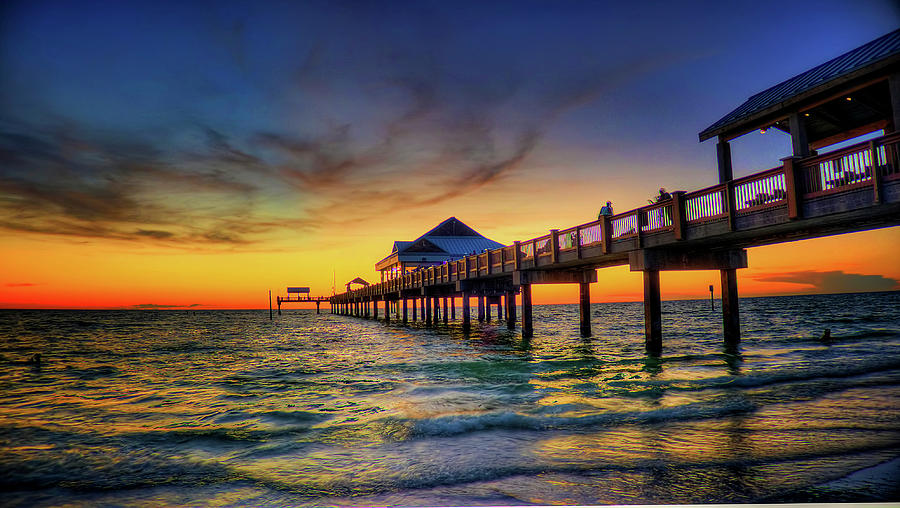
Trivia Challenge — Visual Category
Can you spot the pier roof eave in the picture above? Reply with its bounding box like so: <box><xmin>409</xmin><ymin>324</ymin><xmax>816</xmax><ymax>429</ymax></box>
<box><xmin>699</xmin><ymin>29</ymin><xmax>900</xmax><ymax>145</ymax></box>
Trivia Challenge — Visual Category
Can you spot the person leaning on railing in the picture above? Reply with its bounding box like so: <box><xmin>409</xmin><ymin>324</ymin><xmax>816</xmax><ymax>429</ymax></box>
<box><xmin>598</xmin><ymin>201</ymin><xmax>613</xmax><ymax>220</ymax></box>
<box><xmin>650</xmin><ymin>188</ymin><xmax>673</xmax><ymax>225</ymax></box>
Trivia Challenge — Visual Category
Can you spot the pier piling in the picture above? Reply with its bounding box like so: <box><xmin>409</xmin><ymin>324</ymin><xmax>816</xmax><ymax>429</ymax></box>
<box><xmin>579</xmin><ymin>282</ymin><xmax>591</xmax><ymax>337</ymax></box>
<box><xmin>521</xmin><ymin>284</ymin><xmax>533</xmax><ymax>338</ymax></box>
<box><xmin>643</xmin><ymin>270</ymin><xmax>662</xmax><ymax>355</ymax></box>
<box><xmin>721</xmin><ymin>268</ymin><xmax>741</xmax><ymax>345</ymax></box>
<box><xmin>506</xmin><ymin>291</ymin><xmax>516</xmax><ymax>330</ymax></box>
<box><xmin>462</xmin><ymin>293</ymin><xmax>471</xmax><ymax>330</ymax></box>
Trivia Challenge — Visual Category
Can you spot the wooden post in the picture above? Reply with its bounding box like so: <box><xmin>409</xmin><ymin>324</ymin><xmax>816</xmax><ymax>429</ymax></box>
<box><xmin>506</xmin><ymin>290</ymin><xmax>516</xmax><ymax>330</ymax></box>
<box><xmin>425</xmin><ymin>296</ymin><xmax>431</xmax><ymax>325</ymax></box>
<box><xmin>550</xmin><ymin>229</ymin><xmax>559</xmax><ymax>264</ymax></box>
<box><xmin>575</xmin><ymin>228</ymin><xmax>582</xmax><ymax>259</ymax></box>
<box><xmin>579</xmin><ymin>282</ymin><xmax>591</xmax><ymax>337</ymax></box>
<box><xmin>871</xmin><ymin>140</ymin><xmax>884</xmax><ymax>204</ymax></box>
<box><xmin>421</xmin><ymin>297</ymin><xmax>426</xmax><ymax>323</ymax></box>
<box><xmin>602</xmin><ymin>215</ymin><xmax>611</xmax><ymax>254</ymax></box>
<box><xmin>721</xmin><ymin>268</ymin><xmax>741</xmax><ymax>346</ymax></box>
<box><xmin>485</xmin><ymin>296</ymin><xmax>492</xmax><ymax>321</ymax></box>
<box><xmin>717</xmin><ymin>137</ymin><xmax>733</xmax><ymax>183</ymax></box>
<box><xmin>451</xmin><ymin>297</ymin><xmax>456</xmax><ymax>319</ymax></box>
<box><xmin>890</xmin><ymin>72</ymin><xmax>900</xmax><ymax>133</ymax></box>
<box><xmin>514</xmin><ymin>241</ymin><xmax>521</xmax><ymax>270</ymax></box>
<box><xmin>412</xmin><ymin>297</ymin><xmax>417</xmax><ymax>321</ymax></box>
<box><xmin>789</xmin><ymin>112</ymin><xmax>810</xmax><ymax>158</ymax></box>
<box><xmin>637</xmin><ymin>210</ymin><xmax>645</xmax><ymax>248</ymax></box>
<box><xmin>433</xmin><ymin>296</ymin><xmax>439</xmax><ymax>323</ymax></box>
<box><xmin>724</xmin><ymin>181</ymin><xmax>736</xmax><ymax>232</ymax></box>
<box><xmin>782</xmin><ymin>156</ymin><xmax>802</xmax><ymax>219</ymax></box>
<box><xmin>672</xmin><ymin>191</ymin><xmax>686</xmax><ymax>240</ymax></box>
<box><xmin>373</xmin><ymin>298</ymin><xmax>379</xmax><ymax>319</ymax></box>
<box><xmin>462</xmin><ymin>293</ymin><xmax>471</xmax><ymax>330</ymax></box>
<box><xmin>643</xmin><ymin>270</ymin><xmax>662</xmax><ymax>355</ymax></box>
<box><xmin>442</xmin><ymin>297</ymin><xmax>448</xmax><ymax>324</ymax></box>
<box><xmin>315</xmin><ymin>301</ymin><xmax>320</xmax><ymax>314</ymax></box>
<box><xmin>402</xmin><ymin>298</ymin><xmax>408</xmax><ymax>323</ymax></box>
<box><xmin>521</xmin><ymin>284</ymin><xmax>533</xmax><ymax>338</ymax></box>
<box><xmin>497</xmin><ymin>297</ymin><xmax>503</xmax><ymax>321</ymax></box>
<box><xmin>384</xmin><ymin>299</ymin><xmax>390</xmax><ymax>323</ymax></box>
<box><xmin>477</xmin><ymin>295</ymin><xmax>485</xmax><ymax>322</ymax></box>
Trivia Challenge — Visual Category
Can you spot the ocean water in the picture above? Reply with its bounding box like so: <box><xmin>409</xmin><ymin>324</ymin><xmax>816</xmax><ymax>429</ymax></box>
<box><xmin>1</xmin><ymin>292</ymin><xmax>899</xmax><ymax>507</ymax></box>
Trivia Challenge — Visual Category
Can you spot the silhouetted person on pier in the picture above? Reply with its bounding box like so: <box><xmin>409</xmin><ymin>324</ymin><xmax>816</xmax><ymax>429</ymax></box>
<box><xmin>654</xmin><ymin>187</ymin><xmax>672</xmax><ymax>203</ymax></box>
<box><xmin>650</xmin><ymin>188</ymin><xmax>673</xmax><ymax>225</ymax></box>
<box><xmin>598</xmin><ymin>201</ymin><xmax>613</xmax><ymax>219</ymax></box>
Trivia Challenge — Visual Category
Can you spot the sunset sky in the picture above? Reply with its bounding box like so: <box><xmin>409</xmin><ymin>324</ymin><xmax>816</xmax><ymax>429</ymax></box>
<box><xmin>2</xmin><ymin>0</ymin><xmax>899</xmax><ymax>309</ymax></box>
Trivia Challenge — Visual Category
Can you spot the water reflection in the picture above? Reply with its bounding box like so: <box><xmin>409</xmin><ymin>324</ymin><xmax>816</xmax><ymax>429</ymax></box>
<box><xmin>722</xmin><ymin>344</ymin><xmax>743</xmax><ymax>376</ymax></box>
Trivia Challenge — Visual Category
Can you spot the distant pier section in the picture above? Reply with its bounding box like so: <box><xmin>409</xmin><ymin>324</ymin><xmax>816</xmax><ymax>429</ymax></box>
<box><xmin>276</xmin><ymin>287</ymin><xmax>331</xmax><ymax>314</ymax></box>
<box><xmin>328</xmin><ymin>30</ymin><xmax>900</xmax><ymax>353</ymax></box>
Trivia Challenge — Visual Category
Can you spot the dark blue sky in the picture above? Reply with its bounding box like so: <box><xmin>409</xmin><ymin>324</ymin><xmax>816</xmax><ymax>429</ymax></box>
<box><xmin>1</xmin><ymin>0</ymin><xmax>898</xmax><ymax>246</ymax></box>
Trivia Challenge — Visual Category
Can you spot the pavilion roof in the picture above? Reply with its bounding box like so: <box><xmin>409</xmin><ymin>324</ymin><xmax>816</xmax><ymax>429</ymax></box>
<box><xmin>375</xmin><ymin>217</ymin><xmax>505</xmax><ymax>271</ymax></box>
<box><xmin>699</xmin><ymin>29</ymin><xmax>900</xmax><ymax>143</ymax></box>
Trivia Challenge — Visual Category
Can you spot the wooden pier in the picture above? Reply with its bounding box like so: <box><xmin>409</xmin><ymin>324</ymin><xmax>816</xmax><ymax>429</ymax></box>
<box><xmin>276</xmin><ymin>287</ymin><xmax>331</xmax><ymax>314</ymax></box>
<box><xmin>329</xmin><ymin>30</ymin><xmax>900</xmax><ymax>353</ymax></box>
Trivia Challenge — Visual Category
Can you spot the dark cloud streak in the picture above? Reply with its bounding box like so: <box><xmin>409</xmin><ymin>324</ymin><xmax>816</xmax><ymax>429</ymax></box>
<box><xmin>755</xmin><ymin>270</ymin><xmax>900</xmax><ymax>294</ymax></box>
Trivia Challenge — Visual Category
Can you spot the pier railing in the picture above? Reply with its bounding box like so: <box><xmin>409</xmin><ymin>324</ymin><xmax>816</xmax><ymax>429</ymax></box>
<box><xmin>335</xmin><ymin>131</ymin><xmax>899</xmax><ymax>302</ymax></box>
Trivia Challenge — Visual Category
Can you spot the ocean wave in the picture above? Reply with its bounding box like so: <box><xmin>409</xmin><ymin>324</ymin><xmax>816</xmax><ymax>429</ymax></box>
<box><xmin>378</xmin><ymin>397</ymin><xmax>757</xmax><ymax>440</ymax></box>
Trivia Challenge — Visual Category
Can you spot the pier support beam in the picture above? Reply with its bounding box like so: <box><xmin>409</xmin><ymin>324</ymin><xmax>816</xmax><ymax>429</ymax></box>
<box><xmin>506</xmin><ymin>291</ymin><xmax>516</xmax><ymax>330</ymax></box>
<box><xmin>433</xmin><ymin>297</ymin><xmax>440</xmax><ymax>324</ymax></box>
<box><xmin>425</xmin><ymin>297</ymin><xmax>432</xmax><ymax>325</ymax></box>
<box><xmin>373</xmin><ymin>298</ymin><xmax>379</xmax><ymax>319</ymax></box>
<box><xmin>716</xmin><ymin>136</ymin><xmax>733</xmax><ymax>183</ymax></box>
<box><xmin>462</xmin><ymin>293</ymin><xmax>471</xmax><ymax>330</ymax></box>
<box><xmin>384</xmin><ymin>300</ymin><xmax>390</xmax><ymax>323</ymax></box>
<box><xmin>402</xmin><ymin>298</ymin><xmax>408</xmax><ymax>323</ymax></box>
<box><xmin>721</xmin><ymin>268</ymin><xmax>741</xmax><ymax>346</ymax></box>
<box><xmin>644</xmin><ymin>270</ymin><xmax>662</xmax><ymax>355</ymax></box>
<box><xmin>478</xmin><ymin>296</ymin><xmax>485</xmax><ymax>322</ymax></box>
<box><xmin>521</xmin><ymin>284</ymin><xmax>533</xmax><ymax>338</ymax></box>
<box><xmin>485</xmin><ymin>298</ymin><xmax>492</xmax><ymax>321</ymax></box>
<box><xmin>442</xmin><ymin>297</ymin><xmax>448</xmax><ymax>324</ymax></box>
<box><xmin>579</xmin><ymin>282</ymin><xmax>591</xmax><ymax>337</ymax></box>
<box><xmin>630</xmin><ymin>248</ymin><xmax>746</xmax><ymax>350</ymax></box>
<box><xmin>412</xmin><ymin>297</ymin><xmax>417</xmax><ymax>321</ymax></box>
<box><xmin>451</xmin><ymin>297</ymin><xmax>456</xmax><ymax>320</ymax></box>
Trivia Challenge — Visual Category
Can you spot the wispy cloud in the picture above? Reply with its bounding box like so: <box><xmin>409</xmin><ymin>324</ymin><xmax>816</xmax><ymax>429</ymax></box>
<box><xmin>0</xmin><ymin>3</ymin><xmax>682</xmax><ymax>249</ymax></box>
<box><xmin>754</xmin><ymin>270</ymin><xmax>900</xmax><ymax>294</ymax></box>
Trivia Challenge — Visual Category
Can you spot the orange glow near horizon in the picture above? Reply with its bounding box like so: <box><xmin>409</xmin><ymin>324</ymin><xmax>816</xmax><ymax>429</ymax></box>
<box><xmin>3</xmin><ymin>223</ymin><xmax>897</xmax><ymax>309</ymax></box>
